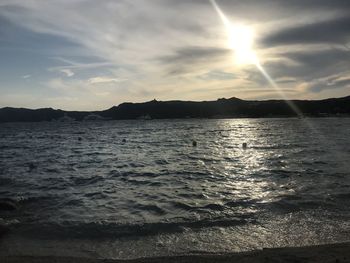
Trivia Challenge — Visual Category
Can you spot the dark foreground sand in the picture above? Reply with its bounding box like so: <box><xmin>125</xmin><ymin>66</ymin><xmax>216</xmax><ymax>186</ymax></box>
<box><xmin>2</xmin><ymin>242</ymin><xmax>350</xmax><ymax>263</ymax></box>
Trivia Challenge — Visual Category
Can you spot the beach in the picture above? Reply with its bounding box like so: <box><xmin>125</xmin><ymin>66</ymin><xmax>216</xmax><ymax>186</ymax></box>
<box><xmin>2</xmin><ymin>242</ymin><xmax>350</xmax><ymax>263</ymax></box>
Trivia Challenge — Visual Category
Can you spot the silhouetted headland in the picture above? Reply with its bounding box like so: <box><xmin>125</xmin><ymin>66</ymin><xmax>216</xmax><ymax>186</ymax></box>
<box><xmin>1</xmin><ymin>96</ymin><xmax>350</xmax><ymax>122</ymax></box>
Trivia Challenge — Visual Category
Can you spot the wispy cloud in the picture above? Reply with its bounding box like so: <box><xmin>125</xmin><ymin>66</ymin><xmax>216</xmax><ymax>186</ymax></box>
<box><xmin>48</xmin><ymin>57</ymin><xmax>116</xmax><ymax>73</ymax></box>
<box><xmin>262</xmin><ymin>15</ymin><xmax>350</xmax><ymax>46</ymax></box>
<box><xmin>88</xmin><ymin>77</ymin><xmax>127</xmax><ymax>84</ymax></box>
<box><xmin>60</xmin><ymin>69</ymin><xmax>74</xmax><ymax>77</ymax></box>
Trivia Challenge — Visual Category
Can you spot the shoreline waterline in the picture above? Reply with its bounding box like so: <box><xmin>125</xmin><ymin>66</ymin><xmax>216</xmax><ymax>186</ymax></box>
<box><xmin>1</xmin><ymin>242</ymin><xmax>350</xmax><ymax>263</ymax></box>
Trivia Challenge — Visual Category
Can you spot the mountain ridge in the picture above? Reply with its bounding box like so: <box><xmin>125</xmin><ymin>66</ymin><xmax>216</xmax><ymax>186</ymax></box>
<box><xmin>1</xmin><ymin>96</ymin><xmax>350</xmax><ymax>122</ymax></box>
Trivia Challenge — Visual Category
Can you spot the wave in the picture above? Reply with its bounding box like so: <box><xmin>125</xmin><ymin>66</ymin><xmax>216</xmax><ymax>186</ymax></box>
<box><xmin>262</xmin><ymin>197</ymin><xmax>337</xmax><ymax>213</ymax></box>
<box><xmin>171</xmin><ymin>200</ymin><xmax>256</xmax><ymax>212</ymax></box>
<box><xmin>69</xmin><ymin>176</ymin><xmax>105</xmax><ymax>186</ymax></box>
<box><xmin>17</xmin><ymin>216</ymin><xmax>253</xmax><ymax>239</ymax></box>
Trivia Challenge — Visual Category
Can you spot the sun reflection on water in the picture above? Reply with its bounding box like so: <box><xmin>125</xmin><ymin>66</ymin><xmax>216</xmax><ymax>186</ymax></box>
<box><xmin>210</xmin><ymin>0</ymin><xmax>350</xmax><ymax>175</ymax></box>
<box><xmin>201</xmin><ymin>119</ymin><xmax>297</xmax><ymax>207</ymax></box>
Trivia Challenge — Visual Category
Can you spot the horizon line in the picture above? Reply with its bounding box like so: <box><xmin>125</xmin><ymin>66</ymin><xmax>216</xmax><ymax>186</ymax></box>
<box><xmin>1</xmin><ymin>94</ymin><xmax>349</xmax><ymax>112</ymax></box>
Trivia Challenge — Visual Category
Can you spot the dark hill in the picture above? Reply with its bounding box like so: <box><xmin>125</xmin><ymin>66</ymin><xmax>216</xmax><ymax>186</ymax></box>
<box><xmin>1</xmin><ymin>96</ymin><xmax>350</xmax><ymax>123</ymax></box>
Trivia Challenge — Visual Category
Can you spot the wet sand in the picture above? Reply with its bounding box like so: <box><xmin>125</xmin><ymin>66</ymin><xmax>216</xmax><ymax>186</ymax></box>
<box><xmin>2</xmin><ymin>242</ymin><xmax>350</xmax><ymax>263</ymax></box>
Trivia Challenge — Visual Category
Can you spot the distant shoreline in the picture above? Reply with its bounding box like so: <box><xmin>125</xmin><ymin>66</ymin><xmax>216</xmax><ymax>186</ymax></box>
<box><xmin>2</xmin><ymin>242</ymin><xmax>350</xmax><ymax>262</ymax></box>
<box><xmin>1</xmin><ymin>95</ymin><xmax>350</xmax><ymax>123</ymax></box>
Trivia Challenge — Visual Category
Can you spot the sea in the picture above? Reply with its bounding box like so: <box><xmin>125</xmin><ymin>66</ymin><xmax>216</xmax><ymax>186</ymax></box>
<box><xmin>0</xmin><ymin>118</ymin><xmax>349</xmax><ymax>259</ymax></box>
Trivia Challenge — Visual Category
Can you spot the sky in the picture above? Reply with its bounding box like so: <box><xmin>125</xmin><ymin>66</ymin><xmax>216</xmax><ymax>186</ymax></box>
<box><xmin>0</xmin><ymin>0</ymin><xmax>350</xmax><ymax>110</ymax></box>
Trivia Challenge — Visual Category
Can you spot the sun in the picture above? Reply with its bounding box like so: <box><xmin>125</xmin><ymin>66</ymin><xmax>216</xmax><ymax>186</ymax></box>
<box><xmin>227</xmin><ymin>24</ymin><xmax>258</xmax><ymax>65</ymax></box>
<box><xmin>210</xmin><ymin>0</ymin><xmax>258</xmax><ymax>66</ymax></box>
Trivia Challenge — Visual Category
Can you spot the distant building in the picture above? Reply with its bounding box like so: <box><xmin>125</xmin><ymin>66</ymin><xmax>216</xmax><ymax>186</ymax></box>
<box><xmin>83</xmin><ymin>113</ymin><xmax>105</xmax><ymax>121</ymax></box>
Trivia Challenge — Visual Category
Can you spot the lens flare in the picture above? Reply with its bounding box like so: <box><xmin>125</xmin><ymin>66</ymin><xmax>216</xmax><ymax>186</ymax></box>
<box><xmin>210</xmin><ymin>0</ymin><xmax>303</xmax><ymax>117</ymax></box>
<box><xmin>211</xmin><ymin>0</ymin><xmax>258</xmax><ymax>65</ymax></box>
<box><xmin>255</xmin><ymin>62</ymin><xmax>304</xmax><ymax>116</ymax></box>
<box><xmin>210</xmin><ymin>0</ymin><xmax>349</xmax><ymax>176</ymax></box>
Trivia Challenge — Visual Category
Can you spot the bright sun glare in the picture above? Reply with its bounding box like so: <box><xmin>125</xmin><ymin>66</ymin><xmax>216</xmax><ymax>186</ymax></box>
<box><xmin>227</xmin><ymin>24</ymin><xmax>258</xmax><ymax>65</ymax></box>
<box><xmin>210</xmin><ymin>0</ymin><xmax>258</xmax><ymax>65</ymax></box>
<box><xmin>210</xmin><ymin>0</ymin><xmax>304</xmax><ymax>117</ymax></box>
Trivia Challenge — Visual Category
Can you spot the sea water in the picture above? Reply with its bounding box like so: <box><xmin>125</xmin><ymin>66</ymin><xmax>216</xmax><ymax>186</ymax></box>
<box><xmin>0</xmin><ymin>118</ymin><xmax>349</xmax><ymax>259</ymax></box>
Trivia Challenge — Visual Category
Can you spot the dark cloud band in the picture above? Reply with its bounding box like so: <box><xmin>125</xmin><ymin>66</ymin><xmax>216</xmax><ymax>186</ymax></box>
<box><xmin>262</xmin><ymin>15</ymin><xmax>350</xmax><ymax>46</ymax></box>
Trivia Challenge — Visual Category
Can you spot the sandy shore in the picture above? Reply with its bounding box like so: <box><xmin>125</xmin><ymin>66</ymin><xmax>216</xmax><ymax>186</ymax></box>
<box><xmin>1</xmin><ymin>242</ymin><xmax>350</xmax><ymax>263</ymax></box>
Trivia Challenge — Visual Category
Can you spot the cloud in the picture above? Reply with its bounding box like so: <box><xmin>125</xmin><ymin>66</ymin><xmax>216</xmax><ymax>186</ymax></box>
<box><xmin>60</xmin><ymin>69</ymin><xmax>74</xmax><ymax>77</ymax></box>
<box><xmin>159</xmin><ymin>46</ymin><xmax>230</xmax><ymax>64</ymax></box>
<box><xmin>305</xmin><ymin>72</ymin><xmax>350</xmax><ymax>93</ymax></box>
<box><xmin>48</xmin><ymin>57</ymin><xmax>116</xmax><ymax>72</ymax></box>
<box><xmin>158</xmin><ymin>46</ymin><xmax>231</xmax><ymax>76</ymax></box>
<box><xmin>197</xmin><ymin>70</ymin><xmax>235</xmax><ymax>80</ymax></box>
<box><xmin>284</xmin><ymin>48</ymin><xmax>350</xmax><ymax>72</ymax></box>
<box><xmin>21</xmin><ymin>74</ymin><xmax>31</xmax><ymax>79</ymax></box>
<box><xmin>0</xmin><ymin>0</ymin><xmax>214</xmax><ymax>67</ymax></box>
<box><xmin>252</xmin><ymin>47</ymin><xmax>350</xmax><ymax>89</ymax></box>
<box><xmin>262</xmin><ymin>15</ymin><xmax>350</xmax><ymax>46</ymax></box>
<box><xmin>87</xmin><ymin>76</ymin><xmax>126</xmax><ymax>84</ymax></box>
<box><xmin>271</xmin><ymin>0</ymin><xmax>350</xmax><ymax>10</ymax></box>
